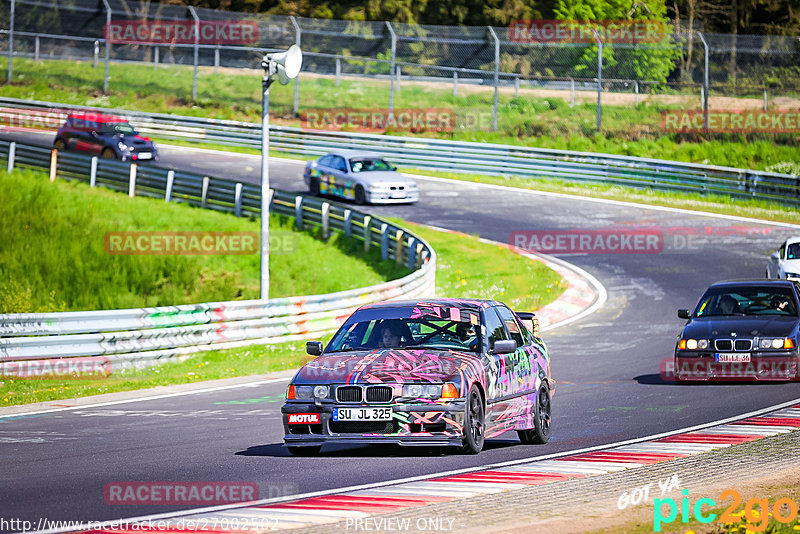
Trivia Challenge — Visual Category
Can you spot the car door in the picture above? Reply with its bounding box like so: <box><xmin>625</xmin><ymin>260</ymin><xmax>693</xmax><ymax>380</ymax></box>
<box><xmin>482</xmin><ymin>307</ymin><xmax>513</xmax><ymax>426</ymax></box>
<box><xmin>329</xmin><ymin>155</ymin><xmax>354</xmax><ymax>200</ymax></box>
<box><xmin>496</xmin><ymin>305</ymin><xmax>539</xmax><ymax>420</ymax></box>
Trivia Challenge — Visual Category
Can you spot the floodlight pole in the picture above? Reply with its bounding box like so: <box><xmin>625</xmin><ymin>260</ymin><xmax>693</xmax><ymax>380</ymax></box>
<box><xmin>260</xmin><ymin>70</ymin><xmax>274</xmax><ymax>301</ymax></box>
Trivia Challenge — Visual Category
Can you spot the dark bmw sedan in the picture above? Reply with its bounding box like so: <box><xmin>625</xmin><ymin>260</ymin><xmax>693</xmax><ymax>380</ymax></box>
<box><xmin>674</xmin><ymin>279</ymin><xmax>800</xmax><ymax>382</ymax></box>
<box><xmin>281</xmin><ymin>298</ymin><xmax>553</xmax><ymax>455</ymax></box>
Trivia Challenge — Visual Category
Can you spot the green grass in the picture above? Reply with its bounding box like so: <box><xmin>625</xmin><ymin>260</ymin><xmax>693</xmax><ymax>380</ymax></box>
<box><xmin>2</xmin><ymin>57</ymin><xmax>799</xmax><ymax>172</ymax></box>
<box><xmin>0</xmin><ymin>167</ymin><xmax>411</xmax><ymax>312</ymax></box>
<box><xmin>0</xmin><ymin>222</ymin><xmax>566</xmax><ymax>406</ymax></box>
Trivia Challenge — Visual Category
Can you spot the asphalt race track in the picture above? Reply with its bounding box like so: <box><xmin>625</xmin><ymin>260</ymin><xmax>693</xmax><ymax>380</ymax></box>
<box><xmin>2</xmin><ymin>130</ymin><xmax>800</xmax><ymax>526</ymax></box>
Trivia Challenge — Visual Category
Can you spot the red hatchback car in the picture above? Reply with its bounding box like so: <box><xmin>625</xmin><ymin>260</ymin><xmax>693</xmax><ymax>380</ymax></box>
<box><xmin>53</xmin><ymin>112</ymin><xmax>158</xmax><ymax>162</ymax></box>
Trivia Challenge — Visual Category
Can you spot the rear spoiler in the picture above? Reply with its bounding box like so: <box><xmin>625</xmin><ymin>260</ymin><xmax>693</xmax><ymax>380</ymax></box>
<box><xmin>516</xmin><ymin>311</ymin><xmax>540</xmax><ymax>337</ymax></box>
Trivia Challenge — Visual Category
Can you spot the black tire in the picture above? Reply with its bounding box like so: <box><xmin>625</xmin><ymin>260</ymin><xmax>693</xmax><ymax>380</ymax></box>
<box><xmin>53</xmin><ymin>138</ymin><xmax>67</xmax><ymax>151</ymax></box>
<box><xmin>461</xmin><ymin>384</ymin><xmax>485</xmax><ymax>454</ymax></box>
<box><xmin>354</xmin><ymin>185</ymin><xmax>366</xmax><ymax>205</ymax></box>
<box><xmin>101</xmin><ymin>148</ymin><xmax>116</xmax><ymax>159</ymax></box>
<box><xmin>518</xmin><ymin>383</ymin><xmax>551</xmax><ymax>444</ymax></box>
<box><xmin>309</xmin><ymin>177</ymin><xmax>320</xmax><ymax>196</ymax></box>
<box><xmin>287</xmin><ymin>445</ymin><xmax>322</xmax><ymax>456</ymax></box>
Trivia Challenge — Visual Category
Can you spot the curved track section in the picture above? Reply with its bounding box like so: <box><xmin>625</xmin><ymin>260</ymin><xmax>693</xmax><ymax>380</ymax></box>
<box><xmin>2</xmin><ymin>131</ymin><xmax>800</xmax><ymax>525</ymax></box>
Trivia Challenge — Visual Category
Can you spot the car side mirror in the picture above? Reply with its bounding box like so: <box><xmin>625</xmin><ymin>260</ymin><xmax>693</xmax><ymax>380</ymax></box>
<box><xmin>771</xmin><ymin>252</ymin><xmax>780</xmax><ymax>261</ymax></box>
<box><xmin>492</xmin><ymin>339</ymin><xmax>517</xmax><ymax>354</ymax></box>
<box><xmin>91</xmin><ymin>131</ymin><xmax>99</xmax><ymax>138</ymax></box>
<box><xmin>677</xmin><ymin>309</ymin><xmax>690</xmax><ymax>319</ymax></box>
<box><xmin>306</xmin><ymin>341</ymin><xmax>323</xmax><ymax>356</ymax></box>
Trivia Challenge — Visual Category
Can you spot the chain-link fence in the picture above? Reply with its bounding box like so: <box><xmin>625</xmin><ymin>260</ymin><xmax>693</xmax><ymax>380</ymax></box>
<box><xmin>1</xmin><ymin>0</ymin><xmax>799</xmax><ymax>151</ymax></box>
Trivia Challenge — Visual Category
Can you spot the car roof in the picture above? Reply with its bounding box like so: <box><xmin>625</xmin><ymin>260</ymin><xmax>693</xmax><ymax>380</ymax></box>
<box><xmin>359</xmin><ymin>298</ymin><xmax>501</xmax><ymax>312</ymax></box>
<box><xmin>323</xmin><ymin>150</ymin><xmax>385</xmax><ymax>159</ymax></box>
<box><xmin>785</xmin><ymin>236</ymin><xmax>800</xmax><ymax>246</ymax></box>
<box><xmin>67</xmin><ymin>112</ymin><xmax>129</xmax><ymax>123</ymax></box>
<box><xmin>709</xmin><ymin>279</ymin><xmax>800</xmax><ymax>290</ymax></box>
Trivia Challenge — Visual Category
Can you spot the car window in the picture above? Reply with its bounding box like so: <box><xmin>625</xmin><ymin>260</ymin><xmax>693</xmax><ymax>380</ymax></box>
<box><xmin>331</xmin><ymin>156</ymin><xmax>348</xmax><ymax>172</ymax></box>
<box><xmin>496</xmin><ymin>306</ymin><xmax>524</xmax><ymax>347</ymax></box>
<box><xmin>349</xmin><ymin>158</ymin><xmax>393</xmax><ymax>173</ymax></box>
<box><xmin>99</xmin><ymin>122</ymin><xmax>136</xmax><ymax>135</ymax></box>
<box><xmin>318</xmin><ymin>155</ymin><xmax>334</xmax><ymax>168</ymax></box>
<box><xmin>787</xmin><ymin>243</ymin><xmax>800</xmax><ymax>260</ymax></box>
<box><xmin>695</xmin><ymin>287</ymin><xmax>798</xmax><ymax>317</ymax></box>
<box><xmin>484</xmin><ymin>307</ymin><xmax>508</xmax><ymax>349</ymax></box>
<box><xmin>326</xmin><ymin>307</ymin><xmax>483</xmax><ymax>353</ymax></box>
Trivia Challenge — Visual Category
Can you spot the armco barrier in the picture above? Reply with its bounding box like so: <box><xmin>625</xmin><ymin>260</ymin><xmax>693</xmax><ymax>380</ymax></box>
<box><xmin>0</xmin><ymin>139</ymin><xmax>435</xmax><ymax>371</ymax></box>
<box><xmin>0</xmin><ymin>96</ymin><xmax>798</xmax><ymax>205</ymax></box>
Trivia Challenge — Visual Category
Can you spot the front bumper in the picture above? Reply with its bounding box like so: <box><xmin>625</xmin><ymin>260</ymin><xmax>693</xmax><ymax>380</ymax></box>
<box><xmin>673</xmin><ymin>351</ymin><xmax>799</xmax><ymax>381</ymax></box>
<box><xmin>366</xmin><ymin>189</ymin><xmax>419</xmax><ymax>204</ymax></box>
<box><xmin>282</xmin><ymin>401</ymin><xmax>466</xmax><ymax>447</ymax></box>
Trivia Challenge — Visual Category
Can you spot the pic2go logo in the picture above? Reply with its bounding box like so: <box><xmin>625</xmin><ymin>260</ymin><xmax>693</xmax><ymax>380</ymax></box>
<box><xmin>654</xmin><ymin>489</ymin><xmax>800</xmax><ymax>532</ymax></box>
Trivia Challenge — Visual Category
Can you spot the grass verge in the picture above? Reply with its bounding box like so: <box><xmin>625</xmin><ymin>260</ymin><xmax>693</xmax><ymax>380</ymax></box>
<box><xmin>0</xmin><ymin>224</ymin><xmax>566</xmax><ymax>406</ymax></box>
<box><xmin>0</xmin><ymin>167</ymin><xmax>411</xmax><ymax>312</ymax></box>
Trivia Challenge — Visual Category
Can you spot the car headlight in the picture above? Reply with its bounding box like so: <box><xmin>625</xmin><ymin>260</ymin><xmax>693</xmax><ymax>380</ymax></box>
<box><xmin>292</xmin><ymin>385</ymin><xmax>330</xmax><ymax>400</ymax></box>
<box><xmin>117</xmin><ymin>142</ymin><xmax>128</xmax><ymax>150</ymax></box>
<box><xmin>681</xmin><ymin>339</ymin><xmax>708</xmax><ymax>350</ymax></box>
<box><xmin>403</xmin><ymin>384</ymin><xmax>443</xmax><ymax>399</ymax></box>
<box><xmin>785</xmin><ymin>272</ymin><xmax>800</xmax><ymax>279</ymax></box>
<box><xmin>759</xmin><ymin>338</ymin><xmax>795</xmax><ymax>349</ymax></box>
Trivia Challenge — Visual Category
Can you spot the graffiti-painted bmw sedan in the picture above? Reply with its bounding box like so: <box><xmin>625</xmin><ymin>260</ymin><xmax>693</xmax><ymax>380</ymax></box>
<box><xmin>302</xmin><ymin>150</ymin><xmax>419</xmax><ymax>205</ymax></box>
<box><xmin>281</xmin><ymin>298</ymin><xmax>553</xmax><ymax>455</ymax></box>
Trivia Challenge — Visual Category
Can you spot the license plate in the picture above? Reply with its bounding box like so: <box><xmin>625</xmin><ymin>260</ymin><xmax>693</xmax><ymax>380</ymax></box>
<box><xmin>390</xmin><ymin>191</ymin><xmax>405</xmax><ymax>199</ymax></box>
<box><xmin>137</xmin><ymin>152</ymin><xmax>153</xmax><ymax>160</ymax></box>
<box><xmin>333</xmin><ymin>407</ymin><xmax>392</xmax><ymax>421</ymax></box>
<box><xmin>715</xmin><ymin>353</ymin><xmax>750</xmax><ymax>363</ymax></box>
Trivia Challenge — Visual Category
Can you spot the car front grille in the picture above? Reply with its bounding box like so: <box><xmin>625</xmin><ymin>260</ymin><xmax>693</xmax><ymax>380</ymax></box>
<box><xmin>336</xmin><ymin>386</ymin><xmax>362</xmax><ymax>403</ymax></box>
<box><xmin>714</xmin><ymin>339</ymin><xmax>753</xmax><ymax>351</ymax></box>
<box><xmin>715</xmin><ymin>339</ymin><xmax>733</xmax><ymax>351</ymax></box>
<box><xmin>329</xmin><ymin>421</ymin><xmax>396</xmax><ymax>434</ymax></box>
<box><xmin>365</xmin><ymin>386</ymin><xmax>393</xmax><ymax>403</ymax></box>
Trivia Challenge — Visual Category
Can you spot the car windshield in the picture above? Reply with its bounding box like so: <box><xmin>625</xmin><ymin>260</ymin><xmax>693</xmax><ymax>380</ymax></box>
<box><xmin>348</xmin><ymin>158</ymin><xmax>394</xmax><ymax>173</ymax></box>
<box><xmin>327</xmin><ymin>306</ymin><xmax>482</xmax><ymax>353</ymax></box>
<box><xmin>695</xmin><ymin>287</ymin><xmax>798</xmax><ymax>317</ymax></box>
<box><xmin>99</xmin><ymin>122</ymin><xmax>137</xmax><ymax>135</ymax></box>
<box><xmin>787</xmin><ymin>243</ymin><xmax>800</xmax><ymax>260</ymax></box>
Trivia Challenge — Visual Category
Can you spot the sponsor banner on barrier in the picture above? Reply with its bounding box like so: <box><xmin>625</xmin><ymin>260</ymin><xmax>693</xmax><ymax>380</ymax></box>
<box><xmin>661</xmin><ymin>110</ymin><xmax>800</xmax><ymax>133</ymax></box>
<box><xmin>508</xmin><ymin>19</ymin><xmax>666</xmax><ymax>43</ymax></box>
<box><xmin>104</xmin><ymin>20</ymin><xmax>260</xmax><ymax>45</ymax></box>
<box><xmin>1</xmin><ymin>357</ymin><xmax>113</xmax><ymax>379</ymax></box>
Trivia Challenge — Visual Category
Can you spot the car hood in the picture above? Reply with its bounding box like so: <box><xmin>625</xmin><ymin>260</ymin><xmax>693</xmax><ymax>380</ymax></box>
<box><xmin>293</xmin><ymin>348</ymin><xmax>481</xmax><ymax>386</ymax></box>
<box><xmin>357</xmin><ymin>171</ymin><xmax>415</xmax><ymax>185</ymax></box>
<box><xmin>682</xmin><ymin>316</ymin><xmax>799</xmax><ymax>339</ymax></box>
<box><xmin>781</xmin><ymin>259</ymin><xmax>800</xmax><ymax>272</ymax></box>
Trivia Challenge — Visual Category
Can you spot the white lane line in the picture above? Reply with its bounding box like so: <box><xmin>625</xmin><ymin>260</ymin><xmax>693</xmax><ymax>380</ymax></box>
<box><xmin>702</xmin><ymin>424</ymin><xmax>793</xmax><ymax>435</ymax></box>
<box><xmin>0</xmin><ymin>377</ymin><xmax>291</xmax><ymax>418</ymax></box>
<box><xmin>611</xmin><ymin>443</ymin><xmax>724</xmax><ymax>454</ymax></box>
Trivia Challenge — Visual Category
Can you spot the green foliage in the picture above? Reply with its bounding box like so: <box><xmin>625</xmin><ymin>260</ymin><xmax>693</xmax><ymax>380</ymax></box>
<box><xmin>0</xmin><ymin>168</ymin><xmax>410</xmax><ymax>312</ymax></box>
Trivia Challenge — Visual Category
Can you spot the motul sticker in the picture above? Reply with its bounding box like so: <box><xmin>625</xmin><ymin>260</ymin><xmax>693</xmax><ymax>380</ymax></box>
<box><xmin>287</xmin><ymin>413</ymin><xmax>320</xmax><ymax>424</ymax></box>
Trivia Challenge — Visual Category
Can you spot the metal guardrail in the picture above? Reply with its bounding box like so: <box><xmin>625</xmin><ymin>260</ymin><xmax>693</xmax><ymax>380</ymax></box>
<box><xmin>1</xmin><ymin>96</ymin><xmax>797</xmax><ymax>206</ymax></box>
<box><xmin>0</xmin><ymin>139</ymin><xmax>436</xmax><ymax>372</ymax></box>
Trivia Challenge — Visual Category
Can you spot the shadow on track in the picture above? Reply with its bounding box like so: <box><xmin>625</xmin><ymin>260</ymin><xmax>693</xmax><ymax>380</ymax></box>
<box><xmin>236</xmin><ymin>439</ymin><xmax>520</xmax><ymax>458</ymax></box>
